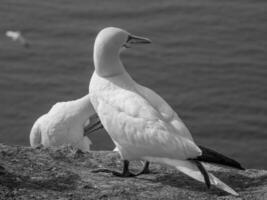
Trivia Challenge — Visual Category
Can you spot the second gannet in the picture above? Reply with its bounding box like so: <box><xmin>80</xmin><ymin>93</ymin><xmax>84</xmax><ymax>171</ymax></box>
<box><xmin>30</xmin><ymin>94</ymin><xmax>102</xmax><ymax>152</ymax></box>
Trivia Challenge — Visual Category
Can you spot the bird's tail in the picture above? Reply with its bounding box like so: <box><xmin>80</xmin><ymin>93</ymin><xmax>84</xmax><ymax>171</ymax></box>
<box><xmin>196</xmin><ymin>145</ymin><xmax>245</xmax><ymax>170</ymax></box>
<box><xmin>29</xmin><ymin>122</ymin><xmax>42</xmax><ymax>147</ymax></box>
<box><xmin>163</xmin><ymin>158</ymin><xmax>239</xmax><ymax>196</ymax></box>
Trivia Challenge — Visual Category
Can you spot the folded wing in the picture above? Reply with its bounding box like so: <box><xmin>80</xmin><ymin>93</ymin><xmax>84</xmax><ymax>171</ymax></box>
<box><xmin>96</xmin><ymin>84</ymin><xmax>201</xmax><ymax>160</ymax></box>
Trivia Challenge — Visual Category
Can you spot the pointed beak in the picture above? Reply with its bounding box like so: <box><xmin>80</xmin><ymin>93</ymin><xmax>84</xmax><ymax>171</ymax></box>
<box><xmin>123</xmin><ymin>34</ymin><xmax>151</xmax><ymax>48</ymax></box>
<box><xmin>128</xmin><ymin>34</ymin><xmax>151</xmax><ymax>44</ymax></box>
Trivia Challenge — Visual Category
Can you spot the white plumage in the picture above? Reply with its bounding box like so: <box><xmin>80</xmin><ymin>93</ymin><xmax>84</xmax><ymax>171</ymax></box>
<box><xmin>30</xmin><ymin>94</ymin><xmax>96</xmax><ymax>152</ymax></box>
<box><xmin>6</xmin><ymin>31</ymin><xmax>22</xmax><ymax>41</ymax></box>
<box><xmin>90</xmin><ymin>73</ymin><xmax>201</xmax><ymax>160</ymax></box>
<box><xmin>89</xmin><ymin>27</ymin><xmax>239</xmax><ymax>195</ymax></box>
<box><xmin>6</xmin><ymin>30</ymin><xmax>29</xmax><ymax>47</ymax></box>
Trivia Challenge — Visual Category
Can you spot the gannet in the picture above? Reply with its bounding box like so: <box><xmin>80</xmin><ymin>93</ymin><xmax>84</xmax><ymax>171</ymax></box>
<box><xmin>6</xmin><ymin>30</ymin><xmax>30</xmax><ymax>48</ymax></box>
<box><xmin>89</xmin><ymin>27</ymin><xmax>244</xmax><ymax>195</ymax></box>
<box><xmin>30</xmin><ymin>94</ymin><xmax>103</xmax><ymax>152</ymax></box>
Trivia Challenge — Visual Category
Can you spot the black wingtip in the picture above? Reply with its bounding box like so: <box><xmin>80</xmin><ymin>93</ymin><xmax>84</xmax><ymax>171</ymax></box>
<box><xmin>197</xmin><ymin>145</ymin><xmax>245</xmax><ymax>170</ymax></box>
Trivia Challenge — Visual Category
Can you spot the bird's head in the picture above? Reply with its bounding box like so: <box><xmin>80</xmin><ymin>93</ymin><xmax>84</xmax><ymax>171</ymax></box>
<box><xmin>94</xmin><ymin>27</ymin><xmax>151</xmax><ymax>53</ymax></box>
<box><xmin>93</xmin><ymin>27</ymin><xmax>151</xmax><ymax>77</ymax></box>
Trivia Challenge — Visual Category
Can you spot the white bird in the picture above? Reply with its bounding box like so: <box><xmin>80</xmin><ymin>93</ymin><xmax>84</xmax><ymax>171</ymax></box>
<box><xmin>6</xmin><ymin>30</ymin><xmax>29</xmax><ymax>47</ymax></box>
<box><xmin>89</xmin><ymin>27</ymin><xmax>244</xmax><ymax>195</ymax></box>
<box><xmin>30</xmin><ymin>94</ymin><xmax>102</xmax><ymax>152</ymax></box>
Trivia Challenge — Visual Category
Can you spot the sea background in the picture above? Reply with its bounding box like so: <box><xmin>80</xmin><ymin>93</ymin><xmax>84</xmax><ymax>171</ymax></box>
<box><xmin>0</xmin><ymin>0</ymin><xmax>266</xmax><ymax>169</ymax></box>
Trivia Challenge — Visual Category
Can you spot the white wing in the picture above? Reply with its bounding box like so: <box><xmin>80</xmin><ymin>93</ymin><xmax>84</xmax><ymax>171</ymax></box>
<box><xmin>6</xmin><ymin>30</ymin><xmax>29</xmax><ymax>47</ymax></box>
<box><xmin>136</xmin><ymin>84</ymin><xmax>193</xmax><ymax>141</ymax></box>
<box><xmin>6</xmin><ymin>31</ymin><xmax>21</xmax><ymax>40</ymax></box>
<box><xmin>94</xmin><ymin>81</ymin><xmax>201</xmax><ymax>160</ymax></box>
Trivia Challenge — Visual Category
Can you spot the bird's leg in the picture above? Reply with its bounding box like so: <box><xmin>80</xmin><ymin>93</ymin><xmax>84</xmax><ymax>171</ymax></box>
<box><xmin>135</xmin><ymin>161</ymin><xmax>150</xmax><ymax>176</ymax></box>
<box><xmin>112</xmin><ymin>160</ymin><xmax>136</xmax><ymax>177</ymax></box>
<box><xmin>91</xmin><ymin>160</ymin><xmax>136</xmax><ymax>177</ymax></box>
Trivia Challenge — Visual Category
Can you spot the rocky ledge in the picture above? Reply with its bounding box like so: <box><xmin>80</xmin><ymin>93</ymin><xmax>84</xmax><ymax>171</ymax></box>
<box><xmin>0</xmin><ymin>143</ymin><xmax>266</xmax><ymax>200</ymax></box>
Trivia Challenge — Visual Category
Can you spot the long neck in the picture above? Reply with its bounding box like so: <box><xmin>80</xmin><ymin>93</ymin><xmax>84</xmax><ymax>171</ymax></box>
<box><xmin>93</xmin><ymin>45</ymin><xmax>125</xmax><ymax>77</ymax></box>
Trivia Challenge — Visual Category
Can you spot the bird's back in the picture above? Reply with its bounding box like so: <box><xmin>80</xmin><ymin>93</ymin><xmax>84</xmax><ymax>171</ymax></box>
<box><xmin>30</xmin><ymin>96</ymin><xmax>93</xmax><ymax>148</ymax></box>
<box><xmin>89</xmin><ymin>72</ymin><xmax>201</xmax><ymax>160</ymax></box>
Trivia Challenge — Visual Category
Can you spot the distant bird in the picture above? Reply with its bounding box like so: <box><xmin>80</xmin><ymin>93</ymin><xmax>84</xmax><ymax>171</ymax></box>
<box><xmin>5</xmin><ymin>30</ymin><xmax>30</xmax><ymax>48</ymax></box>
<box><xmin>30</xmin><ymin>94</ymin><xmax>103</xmax><ymax>152</ymax></box>
<box><xmin>89</xmin><ymin>27</ymin><xmax>244</xmax><ymax>196</ymax></box>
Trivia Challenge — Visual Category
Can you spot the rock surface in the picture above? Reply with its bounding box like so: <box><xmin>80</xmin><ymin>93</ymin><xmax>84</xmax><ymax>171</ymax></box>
<box><xmin>0</xmin><ymin>143</ymin><xmax>266</xmax><ymax>200</ymax></box>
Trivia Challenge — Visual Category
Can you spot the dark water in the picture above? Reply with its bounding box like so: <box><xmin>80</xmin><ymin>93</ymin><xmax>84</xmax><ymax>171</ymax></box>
<box><xmin>0</xmin><ymin>0</ymin><xmax>266</xmax><ymax>168</ymax></box>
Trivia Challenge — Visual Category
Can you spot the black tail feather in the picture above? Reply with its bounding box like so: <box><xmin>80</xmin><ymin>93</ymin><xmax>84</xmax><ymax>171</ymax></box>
<box><xmin>191</xmin><ymin>159</ymin><xmax>211</xmax><ymax>188</ymax></box>
<box><xmin>196</xmin><ymin>145</ymin><xmax>245</xmax><ymax>170</ymax></box>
